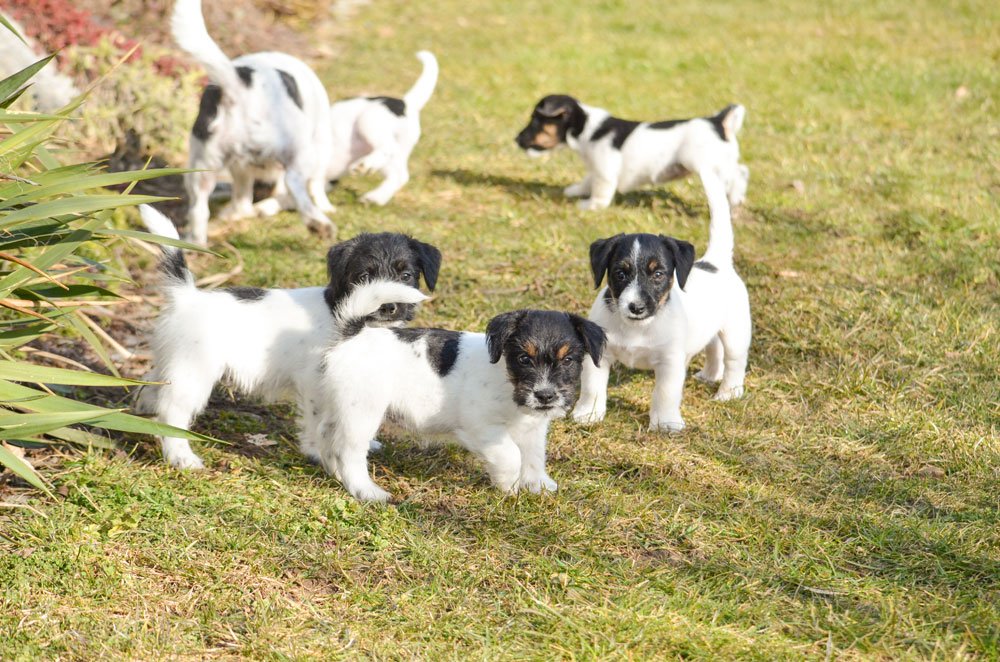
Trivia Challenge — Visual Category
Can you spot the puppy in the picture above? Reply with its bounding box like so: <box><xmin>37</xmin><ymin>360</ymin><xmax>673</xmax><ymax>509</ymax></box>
<box><xmin>173</xmin><ymin>0</ymin><xmax>335</xmax><ymax>246</ymax></box>
<box><xmin>515</xmin><ymin>95</ymin><xmax>749</xmax><ymax>216</ymax></box>
<box><xmin>312</xmin><ymin>281</ymin><xmax>607</xmax><ymax>502</ymax></box>
<box><xmin>135</xmin><ymin>205</ymin><xmax>441</xmax><ymax>469</ymax></box>
<box><xmin>571</xmin><ymin>208</ymin><xmax>751</xmax><ymax>432</ymax></box>
<box><xmin>255</xmin><ymin>51</ymin><xmax>438</xmax><ymax>213</ymax></box>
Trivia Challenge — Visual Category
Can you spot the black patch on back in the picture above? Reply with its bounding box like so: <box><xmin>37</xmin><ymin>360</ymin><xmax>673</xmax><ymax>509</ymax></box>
<box><xmin>224</xmin><ymin>286</ymin><xmax>268</xmax><ymax>301</ymax></box>
<box><xmin>648</xmin><ymin>118</ymin><xmax>686</xmax><ymax>131</ymax></box>
<box><xmin>277</xmin><ymin>70</ymin><xmax>303</xmax><ymax>110</ymax></box>
<box><xmin>392</xmin><ymin>328</ymin><xmax>461</xmax><ymax>376</ymax></box>
<box><xmin>694</xmin><ymin>260</ymin><xmax>718</xmax><ymax>273</ymax></box>
<box><xmin>192</xmin><ymin>84</ymin><xmax>222</xmax><ymax>141</ymax></box>
<box><xmin>236</xmin><ymin>66</ymin><xmax>254</xmax><ymax>86</ymax></box>
<box><xmin>161</xmin><ymin>249</ymin><xmax>188</xmax><ymax>282</ymax></box>
<box><xmin>591</xmin><ymin>116</ymin><xmax>640</xmax><ymax>149</ymax></box>
<box><xmin>368</xmin><ymin>96</ymin><xmax>406</xmax><ymax>117</ymax></box>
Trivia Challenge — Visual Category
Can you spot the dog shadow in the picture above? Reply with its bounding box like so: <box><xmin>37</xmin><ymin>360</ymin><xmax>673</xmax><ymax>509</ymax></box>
<box><xmin>431</xmin><ymin>168</ymin><xmax>564</xmax><ymax>200</ymax></box>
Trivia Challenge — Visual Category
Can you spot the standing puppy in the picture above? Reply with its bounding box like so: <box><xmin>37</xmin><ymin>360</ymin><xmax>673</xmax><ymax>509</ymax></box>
<box><xmin>173</xmin><ymin>0</ymin><xmax>335</xmax><ymax>246</ymax></box>
<box><xmin>515</xmin><ymin>95</ymin><xmax>749</xmax><ymax>217</ymax></box>
<box><xmin>256</xmin><ymin>51</ymin><xmax>439</xmax><ymax>213</ymax></box>
<box><xmin>313</xmin><ymin>282</ymin><xmax>606</xmax><ymax>502</ymax></box>
<box><xmin>135</xmin><ymin>206</ymin><xmax>441</xmax><ymax>469</ymax></box>
<box><xmin>571</xmin><ymin>208</ymin><xmax>751</xmax><ymax>432</ymax></box>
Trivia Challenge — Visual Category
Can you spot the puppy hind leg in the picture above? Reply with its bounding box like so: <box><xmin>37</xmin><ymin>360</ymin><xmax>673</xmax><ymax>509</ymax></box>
<box><xmin>217</xmin><ymin>163</ymin><xmax>256</xmax><ymax>221</ymax></box>
<box><xmin>155</xmin><ymin>379</ymin><xmax>216</xmax><ymax>470</ymax></box>
<box><xmin>184</xmin><ymin>169</ymin><xmax>217</xmax><ymax>247</ymax></box>
<box><xmin>284</xmin><ymin>167</ymin><xmax>336</xmax><ymax>239</ymax></box>
<box><xmin>361</xmin><ymin>161</ymin><xmax>409</xmax><ymax>206</ymax></box>
<box><xmin>563</xmin><ymin>174</ymin><xmax>592</xmax><ymax>198</ymax></box>
<box><xmin>319</xmin><ymin>413</ymin><xmax>389</xmax><ymax>503</ymax></box>
<box><xmin>254</xmin><ymin>177</ymin><xmax>295</xmax><ymax>217</ymax></box>
<box><xmin>308</xmin><ymin>175</ymin><xmax>336</xmax><ymax>213</ymax></box>
<box><xmin>694</xmin><ymin>336</ymin><xmax>725</xmax><ymax>384</ymax></box>
<box><xmin>714</xmin><ymin>324</ymin><xmax>750</xmax><ymax>402</ymax></box>
<box><xmin>578</xmin><ymin>173</ymin><xmax>617</xmax><ymax>210</ymax></box>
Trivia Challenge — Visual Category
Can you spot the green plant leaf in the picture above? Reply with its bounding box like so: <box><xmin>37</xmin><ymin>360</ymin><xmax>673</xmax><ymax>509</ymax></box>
<box><xmin>0</xmin><ymin>443</ymin><xmax>52</xmax><ymax>496</ymax></box>
<box><xmin>0</xmin><ymin>55</ymin><xmax>55</xmax><ymax>103</ymax></box>
<box><xmin>0</xmin><ymin>362</ymin><xmax>143</xmax><ymax>386</ymax></box>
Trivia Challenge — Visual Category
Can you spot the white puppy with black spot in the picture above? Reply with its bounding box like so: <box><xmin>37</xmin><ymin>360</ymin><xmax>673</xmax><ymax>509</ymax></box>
<box><xmin>134</xmin><ymin>205</ymin><xmax>441</xmax><ymax>469</ymax></box>
<box><xmin>516</xmin><ymin>95</ymin><xmax>749</xmax><ymax>218</ymax></box>
<box><xmin>312</xmin><ymin>282</ymin><xmax>607</xmax><ymax>502</ymax></box>
<box><xmin>571</xmin><ymin>206</ymin><xmax>751</xmax><ymax>432</ymax></box>
<box><xmin>256</xmin><ymin>51</ymin><xmax>438</xmax><ymax>212</ymax></box>
<box><xmin>173</xmin><ymin>0</ymin><xmax>335</xmax><ymax>246</ymax></box>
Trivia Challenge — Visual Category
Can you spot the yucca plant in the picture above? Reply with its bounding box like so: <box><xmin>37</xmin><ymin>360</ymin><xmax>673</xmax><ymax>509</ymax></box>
<box><xmin>0</xmin><ymin>38</ymin><xmax>209</xmax><ymax>495</ymax></box>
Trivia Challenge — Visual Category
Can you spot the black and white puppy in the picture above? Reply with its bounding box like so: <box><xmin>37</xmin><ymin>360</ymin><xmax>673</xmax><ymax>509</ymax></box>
<box><xmin>256</xmin><ymin>51</ymin><xmax>438</xmax><ymax>213</ymax></box>
<box><xmin>312</xmin><ymin>282</ymin><xmax>606</xmax><ymax>502</ymax></box>
<box><xmin>173</xmin><ymin>0</ymin><xmax>336</xmax><ymax>246</ymax></box>
<box><xmin>135</xmin><ymin>206</ymin><xmax>441</xmax><ymax>469</ymax></box>
<box><xmin>571</xmin><ymin>209</ymin><xmax>751</xmax><ymax>432</ymax></box>
<box><xmin>515</xmin><ymin>95</ymin><xmax>749</xmax><ymax>216</ymax></box>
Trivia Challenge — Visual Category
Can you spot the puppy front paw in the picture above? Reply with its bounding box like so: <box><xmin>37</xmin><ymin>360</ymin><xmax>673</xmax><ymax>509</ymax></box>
<box><xmin>360</xmin><ymin>190</ymin><xmax>392</xmax><ymax>206</ymax></box>
<box><xmin>571</xmin><ymin>405</ymin><xmax>606</xmax><ymax>424</ymax></box>
<box><xmin>348</xmin><ymin>482</ymin><xmax>391</xmax><ymax>503</ymax></box>
<box><xmin>563</xmin><ymin>182</ymin><xmax>589</xmax><ymax>198</ymax></box>
<box><xmin>254</xmin><ymin>197</ymin><xmax>283</xmax><ymax>217</ymax></box>
<box><xmin>165</xmin><ymin>451</ymin><xmax>205</xmax><ymax>470</ymax></box>
<box><xmin>713</xmin><ymin>385</ymin><xmax>745</xmax><ymax>402</ymax></box>
<box><xmin>694</xmin><ymin>369</ymin><xmax>723</xmax><ymax>385</ymax></box>
<box><xmin>577</xmin><ymin>198</ymin><xmax>611</xmax><ymax>211</ymax></box>
<box><xmin>519</xmin><ymin>472</ymin><xmax>558</xmax><ymax>494</ymax></box>
<box><xmin>650</xmin><ymin>416</ymin><xmax>685</xmax><ymax>433</ymax></box>
<box><xmin>306</xmin><ymin>219</ymin><xmax>337</xmax><ymax>240</ymax></box>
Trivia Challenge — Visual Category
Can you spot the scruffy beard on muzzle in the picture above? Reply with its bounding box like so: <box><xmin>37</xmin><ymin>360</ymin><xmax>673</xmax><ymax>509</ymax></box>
<box><xmin>513</xmin><ymin>384</ymin><xmax>574</xmax><ymax>417</ymax></box>
<box><xmin>367</xmin><ymin>302</ymin><xmax>418</xmax><ymax>327</ymax></box>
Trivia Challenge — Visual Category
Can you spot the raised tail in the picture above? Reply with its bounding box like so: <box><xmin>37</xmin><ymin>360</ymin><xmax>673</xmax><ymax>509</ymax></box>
<box><xmin>699</xmin><ymin>199</ymin><xmax>736</xmax><ymax>268</ymax></box>
<box><xmin>139</xmin><ymin>205</ymin><xmax>194</xmax><ymax>287</ymax></box>
<box><xmin>402</xmin><ymin>51</ymin><xmax>438</xmax><ymax>113</ymax></box>
<box><xmin>171</xmin><ymin>0</ymin><xmax>242</xmax><ymax>95</ymax></box>
<box><xmin>332</xmin><ymin>281</ymin><xmax>429</xmax><ymax>340</ymax></box>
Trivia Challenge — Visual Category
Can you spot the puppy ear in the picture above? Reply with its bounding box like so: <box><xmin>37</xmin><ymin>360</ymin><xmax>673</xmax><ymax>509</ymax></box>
<box><xmin>485</xmin><ymin>310</ymin><xmax>525</xmax><ymax>364</ymax></box>
<box><xmin>660</xmin><ymin>235</ymin><xmax>696</xmax><ymax>290</ymax></box>
<box><xmin>588</xmin><ymin>235</ymin><xmax>622</xmax><ymax>289</ymax></box>
<box><xmin>537</xmin><ymin>98</ymin><xmax>570</xmax><ymax>118</ymax></box>
<box><xmin>409</xmin><ymin>238</ymin><xmax>442</xmax><ymax>292</ymax></box>
<box><xmin>323</xmin><ymin>237</ymin><xmax>356</xmax><ymax>306</ymax></box>
<box><xmin>568</xmin><ymin>313</ymin><xmax>607</xmax><ymax>367</ymax></box>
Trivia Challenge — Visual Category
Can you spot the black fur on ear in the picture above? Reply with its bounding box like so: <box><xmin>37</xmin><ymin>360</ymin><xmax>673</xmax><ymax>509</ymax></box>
<box><xmin>323</xmin><ymin>237</ymin><xmax>357</xmax><ymax>307</ymax></box>
<box><xmin>408</xmin><ymin>237</ymin><xmax>442</xmax><ymax>291</ymax></box>
<box><xmin>660</xmin><ymin>235</ymin><xmax>696</xmax><ymax>290</ymax></box>
<box><xmin>537</xmin><ymin>97</ymin><xmax>572</xmax><ymax>118</ymax></box>
<box><xmin>568</xmin><ymin>313</ymin><xmax>607</xmax><ymax>367</ymax></box>
<box><xmin>588</xmin><ymin>234</ymin><xmax>623</xmax><ymax>289</ymax></box>
<box><xmin>485</xmin><ymin>310</ymin><xmax>526</xmax><ymax>364</ymax></box>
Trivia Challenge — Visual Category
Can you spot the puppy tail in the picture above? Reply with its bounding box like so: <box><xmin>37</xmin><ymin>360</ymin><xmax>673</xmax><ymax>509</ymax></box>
<box><xmin>701</xmin><ymin>203</ymin><xmax>736</xmax><ymax>267</ymax></box>
<box><xmin>332</xmin><ymin>281</ymin><xmax>428</xmax><ymax>340</ymax></box>
<box><xmin>139</xmin><ymin>205</ymin><xmax>194</xmax><ymax>287</ymax></box>
<box><xmin>712</xmin><ymin>104</ymin><xmax>746</xmax><ymax>142</ymax></box>
<box><xmin>172</xmin><ymin>0</ymin><xmax>242</xmax><ymax>95</ymax></box>
<box><xmin>402</xmin><ymin>51</ymin><xmax>438</xmax><ymax>113</ymax></box>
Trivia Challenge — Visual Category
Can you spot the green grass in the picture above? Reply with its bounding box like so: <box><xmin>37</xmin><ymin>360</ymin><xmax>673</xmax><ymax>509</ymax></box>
<box><xmin>3</xmin><ymin>0</ymin><xmax>999</xmax><ymax>658</ymax></box>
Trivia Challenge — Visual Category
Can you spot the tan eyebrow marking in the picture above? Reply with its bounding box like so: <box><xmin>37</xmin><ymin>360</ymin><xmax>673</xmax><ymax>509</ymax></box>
<box><xmin>523</xmin><ymin>341</ymin><xmax>538</xmax><ymax>357</ymax></box>
<box><xmin>556</xmin><ymin>344</ymin><xmax>571</xmax><ymax>360</ymax></box>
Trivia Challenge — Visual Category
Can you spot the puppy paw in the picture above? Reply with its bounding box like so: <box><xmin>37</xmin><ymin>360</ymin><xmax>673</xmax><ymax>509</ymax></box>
<box><xmin>368</xmin><ymin>439</ymin><xmax>384</xmax><ymax>453</ymax></box>
<box><xmin>577</xmin><ymin>198</ymin><xmax>609</xmax><ymax>211</ymax></box>
<box><xmin>351</xmin><ymin>153</ymin><xmax>389</xmax><ymax>175</ymax></box>
<box><xmin>254</xmin><ymin>197</ymin><xmax>283</xmax><ymax>217</ymax></box>
<box><xmin>713</xmin><ymin>385</ymin><xmax>745</xmax><ymax>402</ymax></box>
<box><xmin>306</xmin><ymin>220</ymin><xmax>336</xmax><ymax>240</ymax></box>
<box><xmin>694</xmin><ymin>369</ymin><xmax>723</xmax><ymax>385</ymax></box>
<box><xmin>650</xmin><ymin>417</ymin><xmax>685</xmax><ymax>433</ymax></box>
<box><xmin>165</xmin><ymin>451</ymin><xmax>205</xmax><ymax>470</ymax></box>
<box><xmin>519</xmin><ymin>473</ymin><xmax>558</xmax><ymax>494</ymax></box>
<box><xmin>571</xmin><ymin>406</ymin><xmax>606</xmax><ymax>424</ymax></box>
<box><xmin>563</xmin><ymin>182</ymin><xmax>589</xmax><ymax>198</ymax></box>
<box><xmin>217</xmin><ymin>202</ymin><xmax>255</xmax><ymax>221</ymax></box>
<box><xmin>348</xmin><ymin>482</ymin><xmax>391</xmax><ymax>503</ymax></box>
<box><xmin>360</xmin><ymin>190</ymin><xmax>392</xmax><ymax>206</ymax></box>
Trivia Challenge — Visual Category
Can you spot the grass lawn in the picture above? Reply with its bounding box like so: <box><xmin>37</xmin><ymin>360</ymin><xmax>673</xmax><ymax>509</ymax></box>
<box><xmin>3</xmin><ymin>0</ymin><xmax>999</xmax><ymax>658</ymax></box>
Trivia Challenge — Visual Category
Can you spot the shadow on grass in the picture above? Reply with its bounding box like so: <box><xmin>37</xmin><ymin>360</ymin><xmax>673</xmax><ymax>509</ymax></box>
<box><xmin>432</xmin><ymin>168</ymin><xmax>565</xmax><ymax>199</ymax></box>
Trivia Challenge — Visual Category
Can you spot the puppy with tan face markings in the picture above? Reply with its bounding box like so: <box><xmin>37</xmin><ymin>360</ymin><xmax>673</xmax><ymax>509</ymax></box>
<box><xmin>134</xmin><ymin>206</ymin><xmax>440</xmax><ymax>470</ymax></box>
<box><xmin>515</xmin><ymin>94</ymin><xmax>749</xmax><ymax>219</ymax></box>
<box><xmin>312</xmin><ymin>281</ymin><xmax>607</xmax><ymax>503</ymax></box>
<box><xmin>571</xmin><ymin>203</ymin><xmax>752</xmax><ymax>432</ymax></box>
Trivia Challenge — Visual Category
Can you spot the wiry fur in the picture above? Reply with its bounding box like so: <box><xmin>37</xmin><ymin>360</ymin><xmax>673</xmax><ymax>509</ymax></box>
<box><xmin>312</xmin><ymin>282</ymin><xmax>606</xmax><ymax>502</ymax></box>
<box><xmin>173</xmin><ymin>0</ymin><xmax>335</xmax><ymax>246</ymax></box>
<box><xmin>571</xmin><ymin>203</ymin><xmax>751</xmax><ymax>432</ymax></box>
<box><xmin>134</xmin><ymin>205</ymin><xmax>440</xmax><ymax>469</ymax></box>
<box><xmin>254</xmin><ymin>51</ymin><xmax>439</xmax><ymax>214</ymax></box>
<box><xmin>515</xmin><ymin>95</ymin><xmax>749</xmax><ymax>219</ymax></box>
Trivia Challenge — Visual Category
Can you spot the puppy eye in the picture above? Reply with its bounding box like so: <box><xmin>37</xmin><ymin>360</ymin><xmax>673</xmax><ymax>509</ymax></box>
<box><xmin>561</xmin><ymin>355</ymin><xmax>575</xmax><ymax>365</ymax></box>
<box><xmin>401</xmin><ymin>271</ymin><xmax>414</xmax><ymax>282</ymax></box>
<box><xmin>614</xmin><ymin>269</ymin><xmax>629</xmax><ymax>282</ymax></box>
<box><xmin>651</xmin><ymin>270</ymin><xmax>666</xmax><ymax>281</ymax></box>
<box><xmin>517</xmin><ymin>354</ymin><xmax>532</xmax><ymax>366</ymax></box>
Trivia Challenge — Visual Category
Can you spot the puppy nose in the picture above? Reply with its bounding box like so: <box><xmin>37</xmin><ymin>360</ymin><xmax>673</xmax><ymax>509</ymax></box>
<box><xmin>379</xmin><ymin>303</ymin><xmax>398</xmax><ymax>316</ymax></box>
<box><xmin>534</xmin><ymin>388</ymin><xmax>557</xmax><ymax>405</ymax></box>
<box><xmin>628</xmin><ymin>302</ymin><xmax>646</xmax><ymax>315</ymax></box>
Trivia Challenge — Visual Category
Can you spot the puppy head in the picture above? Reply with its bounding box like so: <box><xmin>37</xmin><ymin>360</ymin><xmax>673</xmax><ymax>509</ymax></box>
<box><xmin>515</xmin><ymin>94</ymin><xmax>586</xmax><ymax>153</ymax></box>
<box><xmin>324</xmin><ymin>232</ymin><xmax>442</xmax><ymax>325</ymax></box>
<box><xmin>589</xmin><ymin>233</ymin><xmax>695</xmax><ymax>323</ymax></box>
<box><xmin>486</xmin><ymin>310</ymin><xmax>606</xmax><ymax>416</ymax></box>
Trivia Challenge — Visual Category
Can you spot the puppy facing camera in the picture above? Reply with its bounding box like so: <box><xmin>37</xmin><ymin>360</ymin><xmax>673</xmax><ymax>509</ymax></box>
<box><xmin>311</xmin><ymin>281</ymin><xmax>607</xmax><ymax>502</ymax></box>
<box><xmin>515</xmin><ymin>94</ymin><xmax>749</xmax><ymax>215</ymax></box>
<box><xmin>572</xmin><ymin>206</ymin><xmax>751</xmax><ymax>432</ymax></box>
